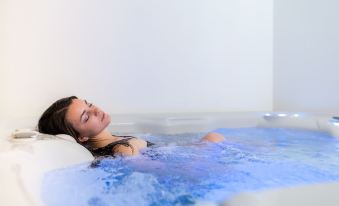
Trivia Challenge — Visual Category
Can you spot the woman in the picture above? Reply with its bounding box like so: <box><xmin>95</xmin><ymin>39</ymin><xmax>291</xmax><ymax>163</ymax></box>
<box><xmin>38</xmin><ymin>96</ymin><xmax>225</xmax><ymax>157</ymax></box>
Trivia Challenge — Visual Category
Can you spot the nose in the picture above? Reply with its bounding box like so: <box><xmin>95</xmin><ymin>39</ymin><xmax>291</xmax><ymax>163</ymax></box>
<box><xmin>91</xmin><ymin>106</ymin><xmax>100</xmax><ymax>116</ymax></box>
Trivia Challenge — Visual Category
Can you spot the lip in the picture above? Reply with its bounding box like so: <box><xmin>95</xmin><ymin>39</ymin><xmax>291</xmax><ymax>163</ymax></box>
<box><xmin>101</xmin><ymin>113</ymin><xmax>105</xmax><ymax>121</ymax></box>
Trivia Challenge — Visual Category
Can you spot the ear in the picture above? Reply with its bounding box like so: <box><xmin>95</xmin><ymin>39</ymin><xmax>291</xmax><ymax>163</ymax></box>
<box><xmin>78</xmin><ymin>136</ymin><xmax>89</xmax><ymax>143</ymax></box>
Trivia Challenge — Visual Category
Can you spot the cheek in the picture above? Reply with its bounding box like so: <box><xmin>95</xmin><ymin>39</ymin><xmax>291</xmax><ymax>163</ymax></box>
<box><xmin>76</xmin><ymin>121</ymin><xmax>97</xmax><ymax>135</ymax></box>
<box><xmin>83</xmin><ymin>116</ymin><xmax>108</xmax><ymax>131</ymax></box>
<box><xmin>89</xmin><ymin>118</ymin><xmax>105</xmax><ymax>129</ymax></box>
<box><xmin>69</xmin><ymin>121</ymin><xmax>82</xmax><ymax>134</ymax></box>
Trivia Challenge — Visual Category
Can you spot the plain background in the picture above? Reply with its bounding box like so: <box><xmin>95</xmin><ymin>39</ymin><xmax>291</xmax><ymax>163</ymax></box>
<box><xmin>274</xmin><ymin>0</ymin><xmax>339</xmax><ymax>114</ymax></box>
<box><xmin>1</xmin><ymin>0</ymin><xmax>338</xmax><ymax>124</ymax></box>
<box><xmin>0</xmin><ymin>0</ymin><xmax>273</xmax><ymax>121</ymax></box>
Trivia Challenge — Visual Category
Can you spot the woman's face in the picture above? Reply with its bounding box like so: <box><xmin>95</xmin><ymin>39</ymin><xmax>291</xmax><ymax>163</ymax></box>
<box><xmin>66</xmin><ymin>98</ymin><xmax>111</xmax><ymax>139</ymax></box>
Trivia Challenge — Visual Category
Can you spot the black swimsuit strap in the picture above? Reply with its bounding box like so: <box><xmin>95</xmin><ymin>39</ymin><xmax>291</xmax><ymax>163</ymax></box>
<box><xmin>90</xmin><ymin>136</ymin><xmax>133</xmax><ymax>157</ymax></box>
<box><xmin>90</xmin><ymin>135</ymin><xmax>155</xmax><ymax>157</ymax></box>
<box><xmin>113</xmin><ymin>135</ymin><xmax>137</xmax><ymax>138</ymax></box>
<box><xmin>112</xmin><ymin>135</ymin><xmax>155</xmax><ymax>147</ymax></box>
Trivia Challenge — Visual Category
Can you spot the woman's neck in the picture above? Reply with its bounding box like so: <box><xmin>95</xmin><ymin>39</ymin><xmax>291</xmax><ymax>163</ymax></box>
<box><xmin>87</xmin><ymin>129</ymin><xmax>119</xmax><ymax>149</ymax></box>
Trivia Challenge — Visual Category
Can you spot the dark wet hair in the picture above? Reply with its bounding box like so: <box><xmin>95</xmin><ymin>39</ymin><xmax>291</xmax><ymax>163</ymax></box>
<box><xmin>38</xmin><ymin>96</ymin><xmax>80</xmax><ymax>141</ymax></box>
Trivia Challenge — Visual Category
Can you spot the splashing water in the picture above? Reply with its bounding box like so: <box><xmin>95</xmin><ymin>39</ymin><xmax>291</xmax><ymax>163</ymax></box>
<box><xmin>41</xmin><ymin>128</ymin><xmax>339</xmax><ymax>206</ymax></box>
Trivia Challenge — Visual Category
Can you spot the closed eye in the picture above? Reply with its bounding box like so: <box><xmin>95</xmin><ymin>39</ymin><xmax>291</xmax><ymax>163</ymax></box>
<box><xmin>85</xmin><ymin>114</ymin><xmax>89</xmax><ymax>122</ymax></box>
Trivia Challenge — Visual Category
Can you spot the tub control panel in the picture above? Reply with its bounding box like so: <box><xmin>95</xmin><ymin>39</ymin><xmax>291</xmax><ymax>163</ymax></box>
<box><xmin>12</xmin><ymin>129</ymin><xmax>39</xmax><ymax>139</ymax></box>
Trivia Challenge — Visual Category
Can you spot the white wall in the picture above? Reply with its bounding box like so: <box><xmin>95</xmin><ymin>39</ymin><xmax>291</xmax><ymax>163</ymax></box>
<box><xmin>0</xmin><ymin>0</ymin><xmax>5</xmax><ymax>118</ymax></box>
<box><xmin>1</xmin><ymin>0</ymin><xmax>273</xmax><ymax>123</ymax></box>
<box><xmin>274</xmin><ymin>0</ymin><xmax>339</xmax><ymax>114</ymax></box>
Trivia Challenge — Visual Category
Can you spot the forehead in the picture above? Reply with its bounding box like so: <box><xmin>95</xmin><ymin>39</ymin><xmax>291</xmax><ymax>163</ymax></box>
<box><xmin>66</xmin><ymin>99</ymin><xmax>86</xmax><ymax>123</ymax></box>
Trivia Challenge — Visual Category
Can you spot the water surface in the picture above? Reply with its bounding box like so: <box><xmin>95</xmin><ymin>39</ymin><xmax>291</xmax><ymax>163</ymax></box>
<box><xmin>42</xmin><ymin>127</ymin><xmax>339</xmax><ymax>206</ymax></box>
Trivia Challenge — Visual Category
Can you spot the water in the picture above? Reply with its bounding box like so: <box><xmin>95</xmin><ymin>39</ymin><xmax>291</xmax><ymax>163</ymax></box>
<box><xmin>41</xmin><ymin>127</ymin><xmax>339</xmax><ymax>206</ymax></box>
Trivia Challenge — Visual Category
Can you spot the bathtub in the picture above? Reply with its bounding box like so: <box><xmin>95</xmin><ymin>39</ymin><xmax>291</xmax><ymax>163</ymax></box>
<box><xmin>1</xmin><ymin>112</ymin><xmax>339</xmax><ymax>206</ymax></box>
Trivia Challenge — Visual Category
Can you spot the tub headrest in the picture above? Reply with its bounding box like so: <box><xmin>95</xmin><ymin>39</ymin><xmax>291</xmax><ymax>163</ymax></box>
<box><xmin>55</xmin><ymin>134</ymin><xmax>77</xmax><ymax>143</ymax></box>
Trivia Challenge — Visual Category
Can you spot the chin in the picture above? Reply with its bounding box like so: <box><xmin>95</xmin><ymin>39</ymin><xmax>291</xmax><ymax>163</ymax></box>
<box><xmin>106</xmin><ymin>114</ymin><xmax>112</xmax><ymax>123</ymax></box>
<box><xmin>104</xmin><ymin>116</ymin><xmax>111</xmax><ymax>127</ymax></box>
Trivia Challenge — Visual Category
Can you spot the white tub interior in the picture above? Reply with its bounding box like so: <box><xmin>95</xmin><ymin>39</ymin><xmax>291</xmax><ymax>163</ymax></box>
<box><xmin>1</xmin><ymin>112</ymin><xmax>339</xmax><ymax>206</ymax></box>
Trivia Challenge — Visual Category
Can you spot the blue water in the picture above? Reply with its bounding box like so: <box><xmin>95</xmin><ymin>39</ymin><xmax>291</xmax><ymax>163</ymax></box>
<box><xmin>41</xmin><ymin>128</ymin><xmax>339</xmax><ymax>206</ymax></box>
